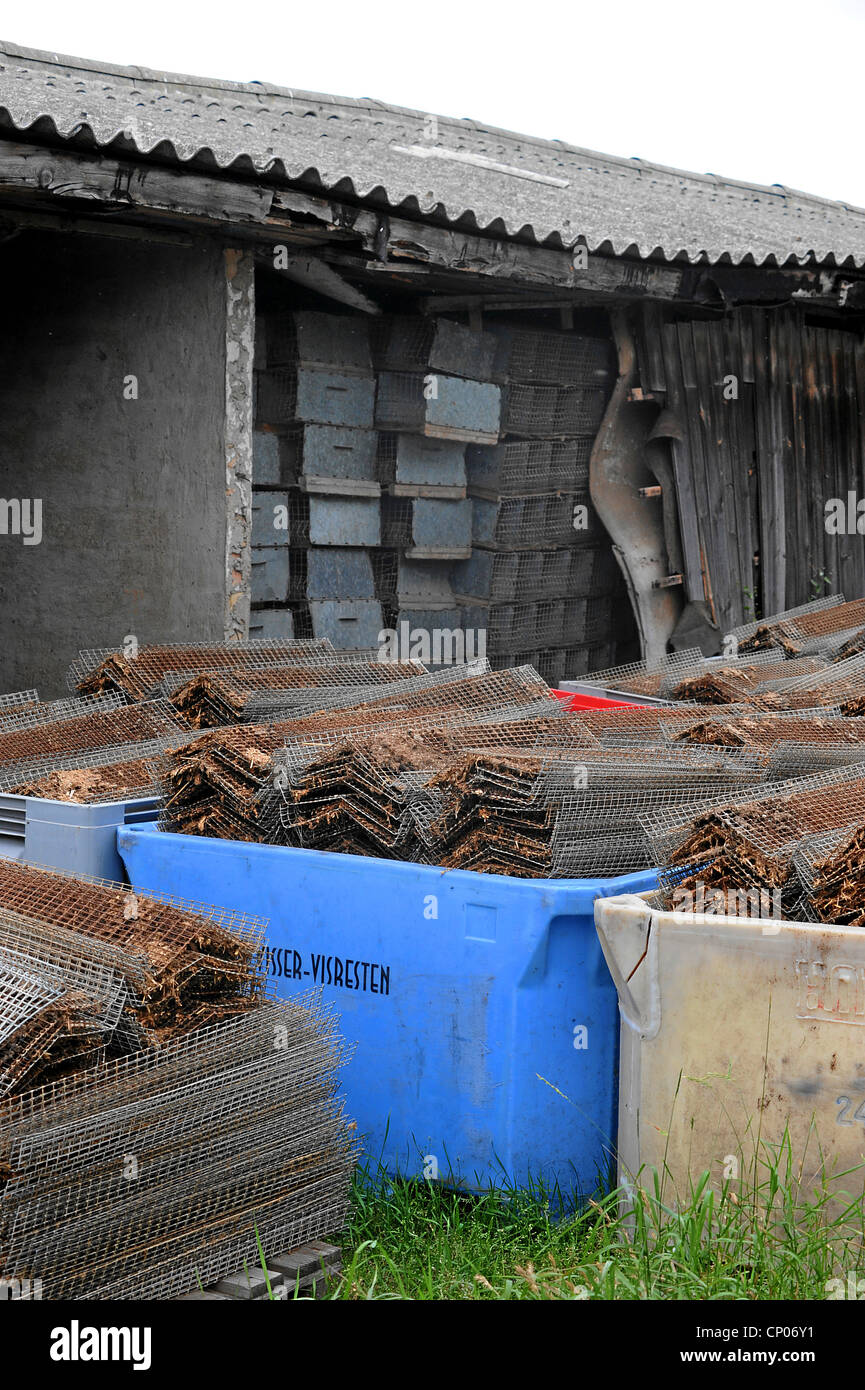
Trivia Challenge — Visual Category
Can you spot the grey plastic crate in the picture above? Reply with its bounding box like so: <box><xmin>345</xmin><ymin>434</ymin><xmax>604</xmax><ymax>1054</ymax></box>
<box><xmin>0</xmin><ymin>793</ymin><xmax>159</xmax><ymax>880</ymax></box>
<box><xmin>308</xmin><ymin>495</ymin><xmax>381</xmax><ymax>547</ymax></box>
<box><xmin>257</xmin><ymin>368</ymin><xmax>376</xmax><ymax>428</ymax></box>
<box><xmin>375</xmin><ymin>373</ymin><xmax>500</xmax><ymax>443</ymax></box>
<box><xmin>401</xmin><ymin>497</ymin><xmax>472</xmax><ymax>559</ymax></box>
<box><xmin>306</xmin><ymin>548</ymin><xmax>376</xmax><ymax>600</ymax></box>
<box><xmin>308</xmin><ymin>600</ymin><xmax>384</xmax><ymax>650</ymax></box>
<box><xmin>299</xmin><ymin>424</ymin><xmax>378</xmax><ymax>490</ymax></box>
<box><xmin>253</xmin><ymin>430</ymin><xmax>282</xmax><ymax>485</ymax></box>
<box><xmin>251</xmin><ymin>491</ymin><xmax>290</xmax><ymax>548</ymax></box>
<box><xmin>251</xmin><ymin>547</ymin><xmax>290</xmax><ymax>604</ymax></box>
<box><xmin>397</xmin><ymin>557</ymin><xmax>456</xmax><ymax>609</ymax></box>
<box><xmin>388</xmin><ymin>435</ymin><xmax>466</xmax><ymax>497</ymax></box>
<box><xmin>381</xmin><ymin>496</ymin><xmax>471</xmax><ymax>557</ymax></box>
<box><xmin>249</xmin><ymin>608</ymin><xmax>295</xmax><ymax>640</ymax></box>
<box><xmin>373</xmin><ymin>316</ymin><xmax>497</xmax><ymax>380</ymax></box>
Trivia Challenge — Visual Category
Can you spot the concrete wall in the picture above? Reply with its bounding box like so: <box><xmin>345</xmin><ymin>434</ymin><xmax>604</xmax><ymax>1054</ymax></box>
<box><xmin>0</xmin><ymin>230</ymin><xmax>227</xmax><ymax>695</ymax></box>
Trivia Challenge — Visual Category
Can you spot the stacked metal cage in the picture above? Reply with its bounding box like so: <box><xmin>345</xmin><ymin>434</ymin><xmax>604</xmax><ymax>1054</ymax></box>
<box><xmin>252</xmin><ymin>304</ymin><xmax>633</xmax><ymax>679</ymax></box>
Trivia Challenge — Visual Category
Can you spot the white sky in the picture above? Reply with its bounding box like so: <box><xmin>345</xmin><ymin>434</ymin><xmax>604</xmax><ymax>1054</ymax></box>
<box><xmin>8</xmin><ymin>0</ymin><xmax>865</xmax><ymax>208</ymax></box>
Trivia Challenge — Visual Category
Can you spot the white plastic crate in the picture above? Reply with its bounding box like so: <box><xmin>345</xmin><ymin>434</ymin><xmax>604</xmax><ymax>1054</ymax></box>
<box><xmin>595</xmin><ymin>892</ymin><xmax>865</xmax><ymax>1213</ymax></box>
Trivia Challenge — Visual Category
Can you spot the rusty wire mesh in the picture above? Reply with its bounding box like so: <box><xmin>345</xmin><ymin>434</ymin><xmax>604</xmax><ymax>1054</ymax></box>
<box><xmin>68</xmin><ymin>639</ymin><xmax>335</xmax><ymax>700</ymax></box>
<box><xmin>0</xmin><ymin>736</ymin><xmax>179</xmax><ymax>803</ymax></box>
<box><xmin>0</xmin><ymin>700</ymin><xmax>185</xmax><ymax>773</ymax></box>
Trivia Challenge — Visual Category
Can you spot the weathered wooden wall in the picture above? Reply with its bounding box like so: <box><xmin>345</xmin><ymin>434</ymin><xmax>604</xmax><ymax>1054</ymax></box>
<box><xmin>637</xmin><ymin>306</ymin><xmax>865</xmax><ymax>635</ymax></box>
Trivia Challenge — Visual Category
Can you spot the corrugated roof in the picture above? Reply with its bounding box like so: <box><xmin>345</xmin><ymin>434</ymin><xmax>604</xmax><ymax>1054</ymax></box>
<box><xmin>1</xmin><ymin>39</ymin><xmax>864</xmax><ymax>268</ymax></box>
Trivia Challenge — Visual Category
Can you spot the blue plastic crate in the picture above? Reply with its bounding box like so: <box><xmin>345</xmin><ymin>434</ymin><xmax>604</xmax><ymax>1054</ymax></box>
<box><xmin>117</xmin><ymin>824</ymin><xmax>657</xmax><ymax>1201</ymax></box>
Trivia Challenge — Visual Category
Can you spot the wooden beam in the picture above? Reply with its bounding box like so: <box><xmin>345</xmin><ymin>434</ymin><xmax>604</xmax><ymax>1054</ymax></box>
<box><xmin>258</xmin><ymin>249</ymin><xmax>381</xmax><ymax>313</ymax></box>
<box><xmin>0</xmin><ymin>206</ymin><xmax>194</xmax><ymax>246</ymax></box>
<box><xmin>0</xmin><ymin>141</ymin><xmax>271</xmax><ymax>224</ymax></box>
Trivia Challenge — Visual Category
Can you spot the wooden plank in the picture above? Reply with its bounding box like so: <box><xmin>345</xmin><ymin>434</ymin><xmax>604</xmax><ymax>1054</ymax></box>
<box><xmin>782</xmin><ymin>313</ymin><xmax>812</xmax><ymax>606</ymax></box>
<box><xmin>853</xmin><ymin>334</ymin><xmax>865</xmax><ymax>598</ymax></box>
<box><xmin>659</xmin><ymin>322</ymin><xmax>704</xmax><ymax>603</ymax></box>
<box><xmin>752</xmin><ymin>309</ymin><xmax>786</xmax><ymax>616</ymax></box>
<box><xmin>345</xmin><ymin>207</ymin><xmax>686</xmax><ymax>298</ymax></box>
<box><xmin>736</xmin><ymin>312</ymin><xmax>761</xmax><ymax>619</ymax></box>
<box><xmin>727</xmin><ymin>314</ymin><xmax>758</xmax><ymax>623</ymax></box>
<box><xmin>679</xmin><ymin>321</ymin><xmax>723</xmax><ymax>621</ymax></box>
<box><xmin>637</xmin><ymin>303</ymin><xmax>667</xmax><ymax>395</ymax></box>
<box><xmin>694</xmin><ymin>319</ymin><xmax>738</xmax><ymax>632</ymax></box>
<box><xmin>0</xmin><ymin>205</ymin><xmax>194</xmax><ymax>246</ymax></box>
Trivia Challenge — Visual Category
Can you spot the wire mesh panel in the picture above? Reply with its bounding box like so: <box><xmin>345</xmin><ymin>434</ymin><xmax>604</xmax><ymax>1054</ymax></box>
<box><xmin>730</xmin><ymin>594</ymin><xmax>845</xmax><ymax>644</ymax></box>
<box><xmin>0</xmin><ymin>735</ymin><xmax>180</xmax><ymax>803</ymax></box>
<box><xmin>69</xmin><ymin>639</ymin><xmax>335</xmax><ymax>699</ymax></box>
<box><xmin>0</xmin><ymin>996</ymin><xmax>357</xmax><ymax>1299</ymax></box>
<box><xmin>574</xmin><ymin>649</ymin><xmax>707</xmax><ymax>696</ymax></box>
<box><xmin>659</xmin><ymin>652</ymin><xmax>826</xmax><ymax>703</ymax></box>
<box><xmin>0</xmin><ymin>690</ymin><xmax>39</xmax><ymax>713</ymax></box>
<box><xmin>0</xmin><ymin>701</ymin><xmax>185</xmax><ymax>772</ymax></box>
<box><xmin>0</xmin><ymin>694</ymin><xmax>126</xmax><ymax>733</ymax></box>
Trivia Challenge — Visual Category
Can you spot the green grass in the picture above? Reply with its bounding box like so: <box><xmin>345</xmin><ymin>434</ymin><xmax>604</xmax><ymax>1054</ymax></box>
<box><xmin>322</xmin><ymin>1155</ymin><xmax>865</xmax><ymax>1300</ymax></box>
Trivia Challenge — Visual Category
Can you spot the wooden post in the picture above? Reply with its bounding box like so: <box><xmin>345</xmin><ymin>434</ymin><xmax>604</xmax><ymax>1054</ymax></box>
<box><xmin>224</xmin><ymin>247</ymin><xmax>255</xmax><ymax>641</ymax></box>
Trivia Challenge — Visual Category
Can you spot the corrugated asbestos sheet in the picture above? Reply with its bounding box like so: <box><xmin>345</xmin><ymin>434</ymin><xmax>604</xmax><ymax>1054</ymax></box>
<box><xmin>642</xmin><ymin>307</ymin><xmax>865</xmax><ymax>633</ymax></box>
<box><xmin>1</xmin><ymin>41</ymin><xmax>864</xmax><ymax>267</ymax></box>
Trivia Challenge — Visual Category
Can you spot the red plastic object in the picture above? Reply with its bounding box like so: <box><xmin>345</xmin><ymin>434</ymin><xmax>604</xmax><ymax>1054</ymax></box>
<box><xmin>551</xmin><ymin>689</ymin><xmax>645</xmax><ymax>710</ymax></box>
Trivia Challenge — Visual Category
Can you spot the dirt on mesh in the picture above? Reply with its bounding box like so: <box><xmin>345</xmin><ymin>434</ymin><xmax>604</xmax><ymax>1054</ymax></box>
<box><xmin>9</xmin><ymin>758</ymin><xmax>156</xmax><ymax>803</ymax></box>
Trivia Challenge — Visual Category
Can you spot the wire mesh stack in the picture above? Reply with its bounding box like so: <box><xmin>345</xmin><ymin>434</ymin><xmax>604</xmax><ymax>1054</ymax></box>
<box><xmin>0</xmin><ymin>861</ymin><xmax>357</xmax><ymax>1299</ymax></box>
<box><xmin>660</xmin><ymin>707</ymin><xmax>865</xmax><ymax>780</ymax></box>
<box><xmin>70</xmin><ymin>639</ymin><xmax>334</xmax><ymax>701</ymax></box>
<box><xmin>0</xmin><ymin>736</ymin><xmax>179</xmax><ymax>803</ymax></box>
<box><xmin>149</xmin><ymin>654</ymin><xmax>768</xmax><ymax>877</ymax></box>
<box><xmin>732</xmin><ymin>595</ymin><xmax>865</xmax><ymax>657</ymax></box>
<box><xmin>455</xmin><ymin>324</ymin><xmax>629</xmax><ymax>685</ymax></box>
<box><xmin>644</xmin><ymin>764</ymin><xmax>865</xmax><ymax>917</ymax></box>
<box><xmin>165</xmin><ymin>655</ymin><xmax>425</xmax><ymax>728</ymax></box>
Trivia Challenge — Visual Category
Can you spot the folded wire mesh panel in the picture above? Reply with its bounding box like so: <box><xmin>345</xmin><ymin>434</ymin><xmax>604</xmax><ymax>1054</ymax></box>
<box><xmin>0</xmin><ymin>690</ymin><xmax>39</xmax><ymax>714</ymax></box>
<box><xmin>644</xmin><ymin>764</ymin><xmax>865</xmax><ymax>919</ymax></box>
